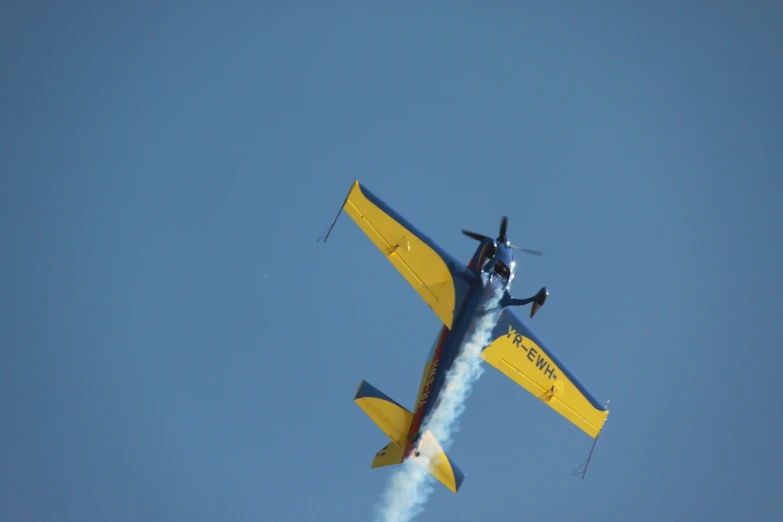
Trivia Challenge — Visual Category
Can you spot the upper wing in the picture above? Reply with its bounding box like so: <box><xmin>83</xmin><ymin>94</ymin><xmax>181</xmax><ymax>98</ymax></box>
<box><xmin>481</xmin><ymin>308</ymin><xmax>609</xmax><ymax>438</ymax></box>
<box><xmin>341</xmin><ymin>181</ymin><xmax>473</xmax><ymax>329</ymax></box>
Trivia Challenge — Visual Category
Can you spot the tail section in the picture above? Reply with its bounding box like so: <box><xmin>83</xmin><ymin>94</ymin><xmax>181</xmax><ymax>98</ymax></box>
<box><xmin>354</xmin><ymin>380</ymin><xmax>466</xmax><ymax>493</ymax></box>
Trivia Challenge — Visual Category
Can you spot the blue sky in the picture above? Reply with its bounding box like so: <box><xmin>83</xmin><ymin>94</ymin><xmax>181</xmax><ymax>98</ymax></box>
<box><xmin>2</xmin><ymin>2</ymin><xmax>782</xmax><ymax>521</ymax></box>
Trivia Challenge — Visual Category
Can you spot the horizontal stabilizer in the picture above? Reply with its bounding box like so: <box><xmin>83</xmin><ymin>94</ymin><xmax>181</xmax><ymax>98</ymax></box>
<box><xmin>410</xmin><ymin>430</ymin><xmax>465</xmax><ymax>494</ymax></box>
<box><xmin>372</xmin><ymin>441</ymin><xmax>407</xmax><ymax>468</ymax></box>
<box><xmin>354</xmin><ymin>381</ymin><xmax>413</xmax><ymax>446</ymax></box>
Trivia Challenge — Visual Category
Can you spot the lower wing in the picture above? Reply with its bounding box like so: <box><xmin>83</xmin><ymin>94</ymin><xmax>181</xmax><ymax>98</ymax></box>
<box><xmin>481</xmin><ymin>308</ymin><xmax>609</xmax><ymax>438</ymax></box>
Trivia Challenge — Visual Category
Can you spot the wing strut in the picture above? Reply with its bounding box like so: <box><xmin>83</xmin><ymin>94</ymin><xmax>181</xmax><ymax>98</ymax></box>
<box><xmin>316</xmin><ymin>183</ymin><xmax>352</xmax><ymax>243</ymax></box>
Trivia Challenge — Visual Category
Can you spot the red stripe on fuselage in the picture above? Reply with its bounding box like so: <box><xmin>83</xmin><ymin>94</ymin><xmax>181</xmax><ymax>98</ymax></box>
<box><xmin>468</xmin><ymin>244</ymin><xmax>487</xmax><ymax>271</ymax></box>
<box><xmin>405</xmin><ymin>324</ymin><xmax>450</xmax><ymax>452</ymax></box>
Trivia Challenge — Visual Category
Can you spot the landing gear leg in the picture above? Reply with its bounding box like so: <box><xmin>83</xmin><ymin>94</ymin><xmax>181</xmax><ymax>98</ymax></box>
<box><xmin>502</xmin><ymin>287</ymin><xmax>548</xmax><ymax>318</ymax></box>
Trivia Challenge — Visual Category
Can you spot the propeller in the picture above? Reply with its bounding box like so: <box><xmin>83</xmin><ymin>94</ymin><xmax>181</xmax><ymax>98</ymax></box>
<box><xmin>509</xmin><ymin>246</ymin><xmax>544</xmax><ymax>257</ymax></box>
<box><xmin>461</xmin><ymin>216</ymin><xmax>543</xmax><ymax>257</ymax></box>
<box><xmin>498</xmin><ymin>216</ymin><xmax>508</xmax><ymax>244</ymax></box>
<box><xmin>461</xmin><ymin>230</ymin><xmax>488</xmax><ymax>242</ymax></box>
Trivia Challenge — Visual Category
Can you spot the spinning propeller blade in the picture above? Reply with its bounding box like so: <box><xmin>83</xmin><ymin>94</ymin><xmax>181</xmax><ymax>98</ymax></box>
<box><xmin>509</xmin><ymin>245</ymin><xmax>544</xmax><ymax>256</ymax></box>
<box><xmin>497</xmin><ymin>216</ymin><xmax>508</xmax><ymax>243</ymax></box>
<box><xmin>461</xmin><ymin>216</ymin><xmax>543</xmax><ymax>257</ymax></box>
<box><xmin>461</xmin><ymin>230</ymin><xmax>489</xmax><ymax>242</ymax></box>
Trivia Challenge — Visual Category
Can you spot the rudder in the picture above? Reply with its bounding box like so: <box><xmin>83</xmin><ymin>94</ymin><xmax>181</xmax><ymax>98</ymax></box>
<box><xmin>410</xmin><ymin>430</ymin><xmax>465</xmax><ymax>493</ymax></box>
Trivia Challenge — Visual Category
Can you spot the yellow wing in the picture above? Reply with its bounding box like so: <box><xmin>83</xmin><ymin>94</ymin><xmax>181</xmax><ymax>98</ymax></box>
<box><xmin>482</xmin><ymin>308</ymin><xmax>609</xmax><ymax>438</ymax></box>
<box><xmin>341</xmin><ymin>181</ymin><xmax>472</xmax><ymax>329</ymax></box>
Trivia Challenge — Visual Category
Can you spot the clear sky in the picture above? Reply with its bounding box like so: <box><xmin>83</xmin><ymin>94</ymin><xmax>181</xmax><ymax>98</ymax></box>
<box><xmin>2</xmin><ymin>2</ymin><xmax>782</xmax><ymax>521</ymax></box>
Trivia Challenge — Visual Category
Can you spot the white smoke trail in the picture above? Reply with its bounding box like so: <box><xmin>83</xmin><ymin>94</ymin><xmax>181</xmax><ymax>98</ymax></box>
<box><xmin>373</xmin><ymin>284</ymin><xmax>504</xmax><ymax>522</ymax></box>
<box><xmin>373</xmin><ymin>460</ymin><xmax>434</xmax><ymax>522</ymax></box>
<box><xmin>421</xmin><ymin>288</ymin><xmax>503</xmax><ymax>450</ymax></box>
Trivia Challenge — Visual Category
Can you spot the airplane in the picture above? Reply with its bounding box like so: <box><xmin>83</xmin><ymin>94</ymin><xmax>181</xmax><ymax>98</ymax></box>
<box><xmin>319</xmin><ymin>181</ymin><xmax>610</xmax><ymax>494</ymax></box>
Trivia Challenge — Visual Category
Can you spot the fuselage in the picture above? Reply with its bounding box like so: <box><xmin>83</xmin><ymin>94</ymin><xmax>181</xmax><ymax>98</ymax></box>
<box><xmin>403</xmin><ymin>238</ymin><xmax>516</xmax><ymax>456</ymax></box>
